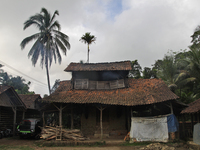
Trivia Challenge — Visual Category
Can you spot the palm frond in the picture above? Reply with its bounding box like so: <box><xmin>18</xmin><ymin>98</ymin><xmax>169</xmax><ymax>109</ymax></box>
<box><xmin>177</xmin><ymin>77</ymin><xmax>196</xmax><ymax>87</ymax></box>
<box><xmin>54</xmin><ymin>38</ymin><xmax>66</xmax><ymax>54</ymax></box>
<box><xmin>40</xmin><ymin>45</ymin><xmax>45</xmax><ymax>68</ymax></box>
<box><xmin>23</xmin><ymin>14</ymin><xmax>44</xmax><ymax>30</ymax></box>
<box><xmin>20</xmin><ymin>33</ymin><xmax>41</xmax><ymax>49</ymax></box>
<box><xmin>53</xmin><ymin>30</ymin><xmax>69</xmax><ymax>40</ymax></box>
<box><xmin>49</xmin><ymin>21</ymin><xmax>60</xmax><ymax>31</ymax></box>
<box><xmin>55</xmin><ymin>43</ymin><xmax>62</xmax><ymax>64</ymax></box>
<box><xmin>40</xmin><ymin>8</ymin><xmax>51</xmax><ymax>28</ymax></box>
<box><xmin>50</xmin><ymin>10</ymin><xmax>59</xmax><ymax>25</ymax></box>
<box><xmin>30</xmin><ymin>44</ymin><xmax>41</xmax><ymax>67</ymax></box>
<box><xmin>55</xmin><ymin>34</ymin><xmax>70</xmax><ymax>50</ymax></box>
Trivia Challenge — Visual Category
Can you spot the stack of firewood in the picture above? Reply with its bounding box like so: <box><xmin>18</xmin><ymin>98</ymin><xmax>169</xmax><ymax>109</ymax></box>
<box><xmin>40</xmin><ymin>126</ymin><xmax>89</xmax><ymax>141</ymax></box>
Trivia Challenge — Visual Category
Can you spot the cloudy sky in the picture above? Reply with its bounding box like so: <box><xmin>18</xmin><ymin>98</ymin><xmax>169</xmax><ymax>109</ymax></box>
<box><xmin>0</xmin><ymin>0</ymin><xmax>199</xmax><ymax>97</ymax></box>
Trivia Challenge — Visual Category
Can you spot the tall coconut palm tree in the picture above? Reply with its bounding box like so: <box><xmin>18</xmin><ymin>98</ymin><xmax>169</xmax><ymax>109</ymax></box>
<box><xmin>20</xmin><ymin>8</ymin><xmax>70</xmax><ymax>94</ymax></box>
<box><xmin>80</xmin><ymin>32</ymin><xmax>96</xmax><ymax>63</ymax></box>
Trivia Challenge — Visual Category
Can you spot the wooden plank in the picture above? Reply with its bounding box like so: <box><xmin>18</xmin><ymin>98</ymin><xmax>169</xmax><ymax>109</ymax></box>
<box><xmin>97</xmin><ymin>81</ymin><xmax>105</xmax><ymax>89</ymax></box>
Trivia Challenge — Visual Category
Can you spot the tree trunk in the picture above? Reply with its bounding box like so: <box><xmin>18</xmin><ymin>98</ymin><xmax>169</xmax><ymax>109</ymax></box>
<box><xmin>87</xmin><ymin>44</ymin><xmax>89</xmax><ymax>63</ymax></box>
<box><xmin>45</xmin><ymin>59</ymin><xmax>51</xmax><ymax>95</ymax></box>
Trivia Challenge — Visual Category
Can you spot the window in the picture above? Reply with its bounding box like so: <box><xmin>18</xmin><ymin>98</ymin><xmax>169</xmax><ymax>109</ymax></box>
<box><xmin>74</xmin><ymin>79</ymin><xmax>125</xmax><ymax>90</ymax></box>
<box><xmin>74</xmin><ymin>79</ymin><xmax>88</xmax><ymax>89</ymax></box>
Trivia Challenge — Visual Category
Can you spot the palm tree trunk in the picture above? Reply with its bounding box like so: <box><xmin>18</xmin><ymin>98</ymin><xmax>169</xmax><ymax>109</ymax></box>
<box><xmin>87</xmin><ymin>44</ymin><xmax>89</xmax><ymax>63</ymax></box>
<box><xmin>45</xmin><ymin>57</ymin><xmax>51</xmax><ymax>95</ymax></box>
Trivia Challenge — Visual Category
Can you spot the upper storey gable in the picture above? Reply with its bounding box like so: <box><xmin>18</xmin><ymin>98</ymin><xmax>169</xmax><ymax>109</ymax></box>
<box><xmin>64</xmin><ymin>61</ymin><xmax>132</xmax><ymax>90</ymax></box>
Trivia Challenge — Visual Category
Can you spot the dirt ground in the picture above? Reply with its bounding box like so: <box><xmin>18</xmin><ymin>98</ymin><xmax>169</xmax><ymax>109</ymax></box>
<box><xmin>0</xmin><ymin>136</ymin><xmax>199</xmax><ymax>150</ymax></box>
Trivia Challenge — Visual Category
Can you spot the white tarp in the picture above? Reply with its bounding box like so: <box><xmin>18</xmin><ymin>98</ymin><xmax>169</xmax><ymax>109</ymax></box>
<box><xmin>130</xmin><ymin>116</ymin><xmax>168</xmax><ymax>142</ymax></box>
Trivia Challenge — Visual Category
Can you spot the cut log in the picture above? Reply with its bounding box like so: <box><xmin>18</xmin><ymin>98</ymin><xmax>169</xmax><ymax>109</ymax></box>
<box><xmin>40</xmin><ymin>126</ymin><xmax>88</xmax><ymax>141</ymax></box>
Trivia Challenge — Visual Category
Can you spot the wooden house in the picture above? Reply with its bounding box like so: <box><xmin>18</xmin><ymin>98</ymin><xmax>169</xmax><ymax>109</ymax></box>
<box><xmin>19</xmin><ymin>94</ymin><xmax>42</xmax><ymax>119</ymax></box>
<box><xmin>0</xmin><ymin>85</ymin><xmax>26</xmax><ymax>133</ymax></box>
<box><xmin>180</xmin><ymin>99</ymin><xmax>200</xmax><ymax>138</ymax></box>
<box><xmin>42</xmin><ymin>61</ymin><xmax>186</xmax><ymax>139</ymax></box>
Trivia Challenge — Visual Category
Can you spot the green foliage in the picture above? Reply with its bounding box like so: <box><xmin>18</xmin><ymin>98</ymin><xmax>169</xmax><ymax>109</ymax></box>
<box><xmin>0</xmin><ymin>145</ymin><xmax>34</xmax><ymax>150</ymax></box>
<box><xmin>180</xmin><ymin>91</ymin><xmax>199</xmax><ymax>104</ymax></box>
<box><xmin>142</xmin><ymin>67</ymin><xmax>157</xmax><ymax>79</ymax></box>
<box><xmin>0</xmin><ymin>64</ymin><xmax>34</xmax><ymax>94</ymax></box>
<box><xmin>129</xmin><ymin>60</ymin><xmax>142</xmax><ymax>79</ymax></box>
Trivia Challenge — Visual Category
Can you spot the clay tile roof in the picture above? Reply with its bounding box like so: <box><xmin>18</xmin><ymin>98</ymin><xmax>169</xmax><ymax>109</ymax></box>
<box><xmin>64</xmin><ymin>61</ymin><xmax>132</xmax><ymax>72</ymax></box>
<box><xmin>42</xmin><ymin>78</ymin><xmax>179</xmax><ymax>106</ymax></box>
<box><xmin>0</xmin><ymin>85</ymin><xmax>11</xmax><ymax>94</ymax></box>
<box><xmin>19</xmin><ymin>94</ymin><xmax>41</xmax><ymax>109</ymax></box>
<box><xmin>181</xmin><ymin>99</ymin><xmax>200</xmax><ymax>114</ymax></box>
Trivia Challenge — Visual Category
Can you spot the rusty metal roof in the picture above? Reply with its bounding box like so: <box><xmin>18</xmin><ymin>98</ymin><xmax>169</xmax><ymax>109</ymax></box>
<box><xmin>181</xmin><ymin>99</ymin><xmax>200</xmax><ymax>114</ymax></box>
<box><xmin>64</xmin><ymin>61</ymin><xmax>132</xmax><ymax>72</ymax></box>
<box><xmin>42</xmin><ymin>78</ymin><xmax>179</xmax><ymax>106</ymax></box>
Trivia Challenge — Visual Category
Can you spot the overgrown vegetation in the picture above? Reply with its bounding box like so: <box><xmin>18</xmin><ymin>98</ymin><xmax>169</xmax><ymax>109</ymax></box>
<box><xmin>0</xmin><ymin>65</ymin><xmax>34</xmax><ymax>94</ymax></box>
<box><xmin>129</xmin><ymin>49</ymin><xmax>200</xmax><ymax>105</ymax></box>
<box><xmin>0</xmin><ymin>145</ymin><xmax>34</xmax><ymax>150</ymax></box>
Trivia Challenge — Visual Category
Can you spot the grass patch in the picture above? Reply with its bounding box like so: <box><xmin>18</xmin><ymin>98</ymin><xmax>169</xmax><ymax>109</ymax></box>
<box><xmin>0</xmin><ymin>145</ymin><xmax>34</xmax><ymax>150</ymax></box>
<box><xmin>120</xmin><ymin>141</ymin><xmax>151</xmax><ymax>146</ymax></box>
<box><xmin>35</xmin><ymin>140</ymin><xmax>106</xmax><ymax>147</ymax></box>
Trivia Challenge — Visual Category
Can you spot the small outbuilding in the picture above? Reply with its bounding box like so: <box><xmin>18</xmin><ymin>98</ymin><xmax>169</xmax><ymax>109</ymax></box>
<box><xmin>0</xmin><ymin>85</ymin><xmax>26</xmax><ymax>133</ymax></box>
<box><xmin>19</xmin><ymin>94</ymin><xmax>42</xmax><ymax>119</ymax></box>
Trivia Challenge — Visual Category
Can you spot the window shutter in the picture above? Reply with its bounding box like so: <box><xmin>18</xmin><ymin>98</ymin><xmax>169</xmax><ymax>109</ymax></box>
<box><xmin>75</xmin><ymin>79</ymin><xmax>88</xmax><ymax>89</ymax></box>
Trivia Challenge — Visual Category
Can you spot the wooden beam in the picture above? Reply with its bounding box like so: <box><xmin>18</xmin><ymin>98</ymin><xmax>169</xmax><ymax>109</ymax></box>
<box><xmin>12</xmin><ymin>107</ymin><xmax>16</xmax><ymax>135</ymax></box>
<box><xmin>59</xmin><ymin>104</ymin><xmax>62</xmax><ymax>127</ymax></box>
<box><xmin>191</xmin><ymin>114</ymin><xmax>194</xmax><ymax>135</ymax></box>
<box><xmin>22</xmin><ymin>111</ymin><xmax>25</xmax><ymax>119</ymax></box>
<box><xmin>42</xmin><ymin>111</ymin><xmax>45</xmax><ymax>127</ymax></box>
<box><xmin>182</xmin><ymin>114</ymin><xmax>186</xmax><ymax>138</ymax></box>
<box><xmin>170</xmin><ymin>102</ymin><xmax>173</xmax><ymax>114</ymax></box>
<box><xmin>71</xmin><ymin>104</ymin><xmax>74</xmax><ymax>129</ymax></box>
<box><xmin>96</xmin><ymin>105</ymin><xmax>107</xmax><ymax>140</ymax></box>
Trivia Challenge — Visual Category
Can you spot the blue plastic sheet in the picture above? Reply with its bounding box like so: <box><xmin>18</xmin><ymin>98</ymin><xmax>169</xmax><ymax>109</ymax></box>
<box><xmin>167</xmin><ymin>114</ymin><xmax>179</xmax><ymax>132</ymax></box>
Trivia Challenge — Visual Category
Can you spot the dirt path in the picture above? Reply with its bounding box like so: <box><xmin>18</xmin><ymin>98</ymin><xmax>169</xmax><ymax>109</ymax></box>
<box><xmin>0</xmin><ymin>136</ymin><xmax>198</xmax><ymax>150</ymax></box>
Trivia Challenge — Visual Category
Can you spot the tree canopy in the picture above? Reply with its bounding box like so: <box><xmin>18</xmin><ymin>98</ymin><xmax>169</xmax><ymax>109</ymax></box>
<box><xmin>0</xmin><ymin>65</ymin><xmax>34</xmax><ymax>94</ymax></box>
<box><xmin>80</xmin><ymin>32</ymin><xmax>96</xmax><ymax>63</ymax></box>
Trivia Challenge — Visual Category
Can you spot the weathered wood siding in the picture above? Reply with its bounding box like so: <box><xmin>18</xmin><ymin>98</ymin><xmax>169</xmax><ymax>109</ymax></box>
<box><xmin>81</xmin><ymin>106</ymin><xmax>127</xmax><ymax>136</ymax></box>
<box><xmin>0</xmin><ymin>93</ymin><xmax>12</xmax><ymax>107</ymax></box>
<box><xmin>0</xmin><ymin>106</ymin><xmax>13</xmax><ymax>129</ymax></box>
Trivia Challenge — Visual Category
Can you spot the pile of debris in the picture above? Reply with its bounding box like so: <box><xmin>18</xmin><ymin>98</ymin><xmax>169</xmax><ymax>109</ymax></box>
<box><xmin>140</xmin><ymin>143</ymin><xmax>175</xmax><ymax>150</ymax></box>
<box><xmin>40</xmin><ymin>126</ymin><xmax>89</xmax><ymax>141</ymax></box>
